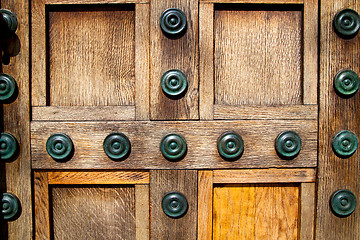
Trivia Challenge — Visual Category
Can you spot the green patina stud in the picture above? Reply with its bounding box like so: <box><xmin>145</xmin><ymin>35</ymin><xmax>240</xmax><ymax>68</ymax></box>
<box><xmin>0</xmin><ymin>9</ymin><xmax>18</xmax><ymax>33</ymax></box>
<box><xmin>0</xmin><ymin>73</ymin><xmax>17</xmax><ymax>102</ymax></box>
<box><xmin>217</xmin><ymin>131</ymin><xmax>244</xmax><ymax>161</ymax></box>
<box><xmin>334</xmin><ymin>70</ymin><xmax>359</xmax><ymax>97</ymax></box>
<box><xmin>161</xmin><ymin>69</ymin><xmax>187</xmax><ymax>98</ymax></box>
<box><xmin>162</xmin><ymin>191</ymin><xmax>188</xmax><ymax>218</ymax></box>
<box><xmin>330</xmin><ymin>189</ymin><xmax>357</xmax><ymax>218</ymax></box>
<box><xmin>0</xmin><ymin>133</ymin><xmax>18</xmax><ymax>161</ymax></box>
<box><xmin>160</xmin><ymin>8</ymin><xmax>187</xmax><ymax>38</ymax></box>
<box><xmin>2</xmin><ymin>192</ymin><xmax>20</xmax><ymax>221</ymax></box>
<box><xmin>333</xmin><ymin>8</ymin><xmax>360</xmax><ymax>39</ymax></box>
<box><xmin>160</xmin><ymin>133</ymin><xmax>187</xmax><ymax>161</ymax></box>
<box><xmin>46</xmin><ymin>133</ymin><xmax>74</xmax><ymax>161</ymax></box>
<box><xmin>103</xmin><ymin>133</ymin><xmax>131</xmax><ymax>161</ymax></box>
<box><xmin>275</xmin><ymin>131</ymin><xmax>301</xmax><ymax>159</ymax></box>
<box><xmin>332</xmin><ymin>130</ymin><xmax>358</xmax><ymax>158</ymax></box>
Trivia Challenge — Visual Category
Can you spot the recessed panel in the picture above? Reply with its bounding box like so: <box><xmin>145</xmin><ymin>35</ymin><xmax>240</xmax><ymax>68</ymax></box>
<box><xmin>48</xmin><ymin>5</ymin><xmax>135</xmax><ymax>106</ymax></box>
<box><xmin>215</xmin><ymin>5</ymin><xmax>302</xmax><ymax>105</ymax></box>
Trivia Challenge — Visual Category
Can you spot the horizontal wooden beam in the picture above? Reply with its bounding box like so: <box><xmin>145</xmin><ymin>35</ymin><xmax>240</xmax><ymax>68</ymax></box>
<box><xmin>46</xmin><ymin>0</ymin><xmax>149</xmax><ymax>4</ymax></box>
<box><xmin>200</xmin><ymin>0</ymin><xmax>303</xmax><ymax>3</ymax></box>
<box><xmin>213</xmin><ymin>168</ymin><xmax>316</xmax><ymax>183</ymax></box>
<box><xmin>48</xmin><ymin>171</ymin><xmax>150</xmax><ymax>184</ymax></box>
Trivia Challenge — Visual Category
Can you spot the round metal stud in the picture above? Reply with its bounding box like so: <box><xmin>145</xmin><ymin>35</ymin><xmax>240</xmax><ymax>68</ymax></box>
<box><xmin>2</xmin><ymin>192</ymin><xmax>20</xmax><ymax>221</ymax></box>
<box><xmin>103</xmin><ymin>133</ymin><xmax>131</xmax><ymax>160</ymax></box>
<box><xmin>275</xmin><ymin>131</ymin><xmax>302</xmax><ymax>159</ymax></box>
<box><xmin>334</xmin><ymin>70</ymin><xmax>359</xmax><ymax>97</ymax></box>
<box><xmin>0</xmin><ymin>73</ymin><xmax>16</xmax><ymax>101</ymax></box>
<box><xmin>332</xmin><ymin>130</ymin><xmax>358</xmax><ymax>158</ymax></box>
<box><xmin>46</xmin><ymin>133</ymin><xmax>74</xmax><ymax>161</ymax></box>
<box><xmin>217</xmin><ymin>131</ymin><xmax>244</xmax><ymax>161</ymax></box>
<box><xmin>160</xmin><ymin>133</ymin><xmax>187</xmax><ymax>161</ymax></box>
<box><xmin>162</xmin><ymin>191</ymin><xmax>188</xmax><ymax>218</ymax></box>
<box><xmin>330</xmin><ymin>189</ymin><xmax>357</xmax><ymax>218</ymax></box>
<box><xmin>333</xmin><ymin>9</ymin><xmax>360</xmax><ymax>39</ymax></box>
<box><xmin>160</xmin><ymin>8</ymin><xmax>187</xmax><ymax>37</ymax></box>
<box><xmin>0</xmin><ymin>9</ymin><xmax>18</xmax><ymax>33</ymax></box>
<box><xmin>0</xmin><ymin>133</ymin><xmax>18</xmax><ymax>161</ymax></box>
<box><xmin>161</xmin><ymin>69</ymin><xmax>187</xmax><ymax>98</ymax></box>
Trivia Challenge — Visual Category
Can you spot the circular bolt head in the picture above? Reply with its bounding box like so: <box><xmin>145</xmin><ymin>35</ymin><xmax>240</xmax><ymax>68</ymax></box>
<box><xmin>275</xmin><ymin>131</ymin><xmax>302</xmax><ymax>159</ymax></box>
<box><xmin>217</xmin><ymin>131</ymin><xmax>244</xmax><ymax>161</ymax></box>
<box><xmin>2</xmin><ymin>192</ymin><xmax>20</xmax><ymax>221</ymax></box>
<box><xmin>332</xmin><ymin>130</ymin><xmax>358</xmax><ymax>158</ymax></box>
<box><xmin>162</xmin><ymin>191</ymin><xmax>188</xmax><ymax>218</ymax></box>
<box><xmin>333</xmin><ymin>8</ymin><xmax>360</xmax><ymax>39</ymax></box>
<box><xmin>0</xmin><ymin>133</ymin><xmax>18</xmax><ymax>161</ymax></box>
<box><xmin>330</xmin><ymin>189</ymin><xmax>357</xmax><ymax>217</ymax></box>
<box><xmin>160</xmin><ymin>8</ymin><xmax>187</xmax><ymax>38</ymax></box>
<box><xmin>334</xmin><ymin>70</ymin><xmax>359</xmax><ymax>97</ymax></box>
<box><xmin>0</xmin><ymin>73</ymin><xmax>17</xmax><ymax>102</ymax></box>
<box><xmin>103</xmin><ymin>133</ymin><xmax>131</xmax><ymax>160</ymax></box>
<box><xmin>0</xmin><ymin>9</ymin><xmax>18</xmax><ymax>33</ymax></box>
<box><xmin>160</xmin><ymin>133</ymin><xmax>187</xmax><ymax>161</ymax></box>
<box><xmin>161</xmin><ymin>69</ymin><xmax>187</xmax><ymax>98</ymax></box>
<box><xmin>46</xmin><ymin>133</ymin><xmax>74</xmax><ymax>161</ymax></box>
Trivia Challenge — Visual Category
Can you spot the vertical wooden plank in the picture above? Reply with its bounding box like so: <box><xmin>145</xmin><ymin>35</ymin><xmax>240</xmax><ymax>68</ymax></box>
<box><xmin>2</xmin><ymin>0</ymin><xmax>32</xmax><ymax>239</ymax></box>
<box><xmin>31</xmin><ymin>0</ymin><xmax>46</xmax><ymax>106</ymax></box>
<box><xmin>317</xmin><ymin>0</ymin><xmax>360</xmax><ymax>239</ymax></box>
<box><xmin>303</xmin><ymin>0</ymin><xmax>318</xmax><ymax>104</ymax></box>
<box><xmin>300</xmin><ymin>183</ymin><xmax>315</xmax><ymax>240</ymax></box>
<box><xmin>150</xmin><ymin>0</ymin><xmax>199</xmax><ymax>120</ymax></box>
<box><xmin>198</xmin><ymin>171</ymin><xmax>213</xmax><ymax>240</ymax></box>
<box><xmin>199</xmin><ymin>3</ymin><xmax>214</xmax><ymax>120</ymax></box>
<box><xmin>135</xmin><ymin>4</ymin><xmax>150</xmax><ymax>120</ymax></box>
<box><xmin>150</xmin><ymin>170</ymin><xmax>197</xmax><ymax>239</ymax></box>
<box><xmin>135</xmin><ymin>185</ymin><xmax>149</xmax><ymax>240</ymax></box>
<box><xmin>34</xmin><ymin>172</ymin><xmax>50</xmax><ymax>240</ymax></box>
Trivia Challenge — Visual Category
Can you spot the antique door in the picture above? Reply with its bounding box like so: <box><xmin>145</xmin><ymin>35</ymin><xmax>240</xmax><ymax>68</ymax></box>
<box><xmin>1</xmin><ymin>0</ymin><xmax>360</xmax><ymax>239</ymax></box>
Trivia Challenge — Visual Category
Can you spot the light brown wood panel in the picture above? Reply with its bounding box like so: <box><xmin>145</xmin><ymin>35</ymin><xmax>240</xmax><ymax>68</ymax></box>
<box><xmin>150</xmin><ymin>0</ymin><xmax>199</xmax><ymax>120</ymax></box>
<box><xmin>135</xmin><ymin>185</ymin><xmax>149</xmax><ymax>240</ymax></box>
<box><xmin>300</xmin><ymin>183</ymin><xmax>315</xmax><ymax>240</ymax></box>
<box><xmin>48</xmin><ymin>4</ymin><xmax>135</xmax><ymax>106</ymax></box>
<box><xmin>2</xmin><ymin>0</ymin><xmax>32</xmax><ymax>238</ymax></box>
<box><xmin>31</xmin><ymin>120</ymin><xmax>317</xmax><ymax>169</ymax></box>
<box><xmin>150</xmin><ymin>170</ymin><xmax>197</xmax><ymax>240</ymax></box>
<box><xmin>52</xmin><ymin>185</ymin><xmax>135</xmax><ymax>240</ymax></box>
<box><xmin>198</xmin><ymin>171</ymin><xmax>213</xmax><ymax>240</ymax></box>
<box><xmin>202</xmin><ymin>0</ymin><xmax>302</xmax><ymax>3</ymax></box>
<box><xmin>34</xmin><ymin>172</ymin><xmax>50</xmax><ymax>240</ymax></box>
<box><xmin>317</xmin><ymin>0</ymin><xmax>360</xmax><ymax>239</ymax></box>
<box><xmin>214</xmin><ymin>4</ymin><xmax>302</xmax><ymax>105</ymax></box>
<box><xmin>213</xmin><ymin>184</ymin><xmax>299</xmax><ymax>240</ymax></box>
<box><xmin>46</xmin><ymin>0</ymin><xmax>148</xmax><ymax>3</ymax></box>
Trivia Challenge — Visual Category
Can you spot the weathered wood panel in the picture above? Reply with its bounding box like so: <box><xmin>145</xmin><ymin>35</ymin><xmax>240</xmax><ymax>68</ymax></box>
<box><xmin>198</xmin><ymin>171</ymin><xmax>213</xmax><ymax>240</ymax></box>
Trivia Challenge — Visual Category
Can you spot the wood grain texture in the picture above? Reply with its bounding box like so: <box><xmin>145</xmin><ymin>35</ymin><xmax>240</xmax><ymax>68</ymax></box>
<box><xmin>202</xmin><ymin>0</ymin><xmax>302</xmax><ymax>3</ymax></box>
<box><xmin>135</xmin><ymin>185</ymin><xmax>149</xmax><ymax>240</ymax></box>
<box><xmin>198</xmin><ymin>171</ymin><xmax>213</xmax><ymax>240</ymax></box>
<box><xmin>32</xmin><ymin>0</ymin><xmax>46</xmax><ymax>106</ymax></box>
<box><xmin>48</xmin><ymin>171</ymin><xmax>150</xmax><ymax>184</ymax></box>
<box><xmin>2</xmin><ymin>0</ymin><xmax>32</xmax><ymax>239</ymax></box>
<box><xmin>135</xmin><ymin>4</ymin><xmax>150</xmax><ymax>120</ymax></box>
<box><xmin>150</xmin><ymin>170</ymin><xmax>197</xmax><ymax>240</ymax></box>
<box><xmin>32</xmin><ymin>106</ymin><xmax>135</xmax><ymax>121</ymax></box>
<box><xmin>52</xmin><ymin>186</ymin><xmax>135</xmax><ymax>240</ymax></box>
<box><xmin>34</xmin><ymin>172</ymin><xmax>50</xmax><ymax>240</ymax></box>
<box><xmin>150</xmin><ymin>0</ymin><xmax>199</xmax><ymax>120</ymax></box>
<box><xmin>214</xmin><ymin>5</ymin><xmax>302</xmax><ymax>105</ymax></box>
<box><xmin>213</xmin><ymin>168</ymin><xmax>316</xmax><ymax>184</ymax></box>
<box><xmin>214</xmin><ymin>104</ymin><xmax>318</xmax><ymax>120</ymax></box>
<box><xmin>303</xmin><ymin>0</ymin><xmax>318</xmax><ymax>104</ymax></box>
<box><xmin>213</xmin><ymin>184</ymin><xmax>299</xmax><ymax>240</ymax></box>
<box><xmin>317</xmin><ymin>1</ymin><xmax>360</xmax><ymax>239</ymax></box>
<box><xmin>46</xmin><ymin>0</ymin><xmax>148</xmax><ymax>3</ymax></box>
<box><xmin>48</xmin><ymin>5</ymin><xmax>135</xmax><ymax>106</ymax></box>
<box><xmin>31</xmin><ymin>120</ymin><xmax>317</xmax><ymax>169</ymax></box>
<box><xmin>300</xmin><ymin>183</ymin><xmax>315</xmax><ymax>240</ymax></box>
<box><xmin>199</xmin><ymin>3</ymin><xmax>214</xmax><ymax>120</ymax></box>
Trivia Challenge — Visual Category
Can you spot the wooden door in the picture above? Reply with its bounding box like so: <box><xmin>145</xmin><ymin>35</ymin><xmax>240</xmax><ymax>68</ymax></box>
<box><xmin>0</xmin><ymin>0</ymin><xmax>359</xmax><ymax>239</ymax></box>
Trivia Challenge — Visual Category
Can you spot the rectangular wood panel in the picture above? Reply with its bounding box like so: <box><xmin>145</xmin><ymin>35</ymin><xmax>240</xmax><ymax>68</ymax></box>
<box><xmin>213</xmin><ymin>184</ymin><xmax>299</xmax><ymax>239</ymax></box>
<box><xmin>214</xmin><ymin>4</ymin><xmax>302</xmax><ymax>105</ymax></box>
<box><xmin>48</xmin><ymin>4</ymin><xmax>135</xmax><ymax>106</ymax></box>
<box><xmin>150</xmin><ymin>0</ymin><xmax>199</xmax><ymax>119</ymax></box>
<box><xmin>150</xmin><ymin>170</ymin><xmax>197</xmax><ymax>239</ymax></box>
<box><xmin>31</xmin><ymin>120</ymin><xmax>317</xmax><ymax>169</ymax></box>
<box><xmin>52</xmin><ymin>186</ymin><xmax>135</xmax><ymax>239</ymax></box>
